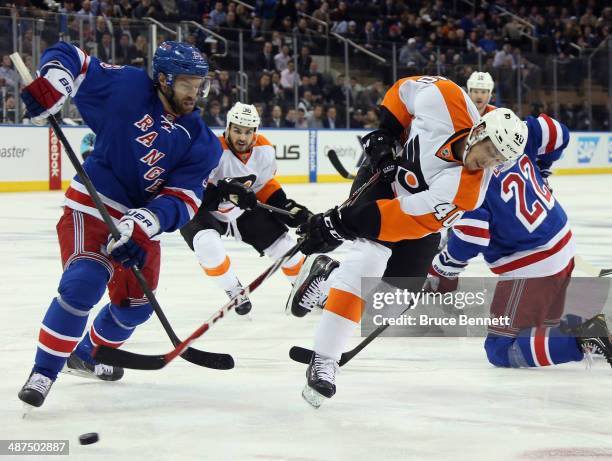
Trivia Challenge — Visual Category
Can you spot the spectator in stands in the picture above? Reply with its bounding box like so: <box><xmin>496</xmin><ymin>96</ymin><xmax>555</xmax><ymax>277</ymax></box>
<box><xmin>299</xmin><ymin>46</ymin><xmax>312</xmax><ymax>76</ymax></box>
<box><xmin>209</xmin><ymin>1</ymin><xmax>226</xmax><ymax>28</ymax></box>
<box><xmin>307</xmin><ymin>104</ymin><xmax>324</xmax><ymax>128</ymax></box>
<box><xmin>298</xmin><ymin>90</ymin><xmax>314</xmax><ymax>114</ymax></box>
<box><xmin>116</xmin><ymin>33</ymin><xmax>138</xmax><ymax>66</ymax></box>
<box><xmin>477</xmin><ymin>30</ymin><xmax>498</xmax><ymax>54</ymax></box>
<box><xmin>2</xmin><ymin>95</ymin><xmax>17</xmax><ymax>124</ymax></box>
<box><xmin>115</xmin><ymin>17</ymin><xmax>134</xmax><ymax>45</ymax></box>
<box><xmin>294</xmin><ymin>108</ymin><xmax>308</xmax><ymax>128</ymax></box>
<box><xmin>258</xmin><ymin>0</ymin><xmax>278</xmax><ymax>32</ymax></box>
<box><xmin>350</xmin><ymin>109</ymin><xmax>365</xmax><ymax>128</ymax></box>
<box><xmin>117</xmin><ymin>0</ymin><xmax>133</xmax><ymax>17</ymax></box>
<box><xmin>285</xmin><ymin>108</ymin><xmax>297</xmax><ymax>128</ymax></box>
<box><xmin>312</xmin><ymin>2</ymin><xmax>331</xmax><ymax>33</ymax></box>
<box><xmin>133</xmin><ymin>0</ymin><xmax>160</xmax><ymax>20</ymax></box>
<box><xmin>132</xmin><ymin>35</ymin><xmax>148</xmax><ymax>68</ymax></box>
<box><xmin>97</xmin><ymin>32</ymin><xmax>114</xmax><ymax>63</ymax></box>
<box><xmin>203</xmin><ymin>100</ymin><xmax>225</xmax><ymax>127</ymax></box>
<box><xmin>294</xmin><ymin>18</ymin><xmax>316</xmax><ymax>49</ymax></box>
<box><xmin>252</xmin><ymin>73</ymin><xmax>275</xmax><ymax>104</ymax></box>
<box><xmin>323</xmin><ymin>105</ymin><xmax>338</xmax><ymax>129</ymax></box>
<box><xmin>308</xmin><ymin>74</ymin><xmax>323</xmax><ymax>101</ymax></box>
<box><xmin>257</xmin><ymin>42</ymin><xmax>276</xmax><ymax>73</ymax></box>
<box><xmin>493</xmin><ymin>43</ymin><xmax>516</xmax><ymax>69</ymax></box>
<box><xmin>251</xmin><ymin>16</ymin><xmax>265</xmax><ymax>42</ymax></box>
<box><xmin>279</xmin><ymin>16</ymin><xmax>294</xmax><ymax>36</ymax></box>
<box><xmin>399</xmin><ymin>38</ymin><xmax>426</xmax><ymax>68</ymax></box>
<box><xmin>363</xmin><ymin>108</ymin><xmax>380</xmax><ymax>129</ymax></box>
<box><xmin>0</xmin><ymin>56</ymin><xmax>19</xmax><ymax>87</ymax></box>
<box><xmin>211</xmin><ymin>70</ymin><xmax>235</xmax><ymax>102</ymax></box>
<box><xmin>281</xmin><ymin>60</ymin><xmax>299</xmax><ymax>95</ymax></box>
<box><xmin>270</xmin><ymin>71</ymin><xmax>284</xmax><ymax>99</ymax></box>
<box><xmin>76</xmin><ymin>0</ymin><xmax>95</xmax><ymax>26</ymax></box>
<box><xmin>274</xmin><ymin>45</ymin><xmax>291</xmax><ymax>72</ymax></box>
<box><xmin>363</xmin><ymin>21</ymin><xmax>380</xmax><ymax>50</ymax></box>
<box><xmin>266</xmin><ymin>105</ymin><xmax>285</xmax><ymax>128</ymax></box>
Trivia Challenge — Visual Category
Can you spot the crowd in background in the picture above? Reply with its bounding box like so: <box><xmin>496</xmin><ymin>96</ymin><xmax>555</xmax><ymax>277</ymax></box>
<box><xmin>0</xmin><ymin>0</ymin><xmax>610</xmax><ymax>129</ymax></box>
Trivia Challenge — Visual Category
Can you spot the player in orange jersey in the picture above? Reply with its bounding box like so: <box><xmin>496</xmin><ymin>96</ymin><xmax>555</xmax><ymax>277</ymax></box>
<box><xmin>292</xmin><ymin>76</ymin><xmax>528</xmax><ymax>407</ymax></box>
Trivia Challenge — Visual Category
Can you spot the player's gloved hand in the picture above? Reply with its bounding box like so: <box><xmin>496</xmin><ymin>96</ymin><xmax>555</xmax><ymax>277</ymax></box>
<box><xmin>107</xmin><ymin>208</ymin><xmax>160</xmax><ymax>268</ymax></box>
<box><xmin>423</xmin><ymin>262</ymin><xmax>459</xmax><ymax>293</ymax></box>
<box><xmin>296</xmin><ymin>207</ymin><xmax>354</xmax><ymax>255</ymax></box>
<box><xmin>21</xmin><ymin>68</ymin><xmax>74</xmax><ymax>119</ymax></box>
<box><xmin>280</xmin><ymin>199</ymin><xmax>312</xmax><ymax>227</ymax></box>
<box><xmin>362</xmin><ymin>129</ymin><xmax>397</xmax><ymax>183</ymax></box>
<box><xmin>217</xmin><ymin>177</ymin><xmax>257</xmax><ymax>210</ymax></box>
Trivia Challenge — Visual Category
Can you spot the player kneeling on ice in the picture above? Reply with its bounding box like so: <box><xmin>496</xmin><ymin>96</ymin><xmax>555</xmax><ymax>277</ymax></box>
<box><xmin>180</xmin><ymin>102</ymin><xmax>311</xmax><ymax>315</ymax></box>
<box><xmin>425</xmin><ymin>113</ymin><xmax>612</xmax><ymax>370</ymax></box>
<box><xmin>292</xmin><ymin>76</ymin><xmax>528</xmax><ymax>407</ymax></box>
<box><xmin>17</xmin><ymin>40</ymin><xmax>221</xmax><ymax>409</ymax></box>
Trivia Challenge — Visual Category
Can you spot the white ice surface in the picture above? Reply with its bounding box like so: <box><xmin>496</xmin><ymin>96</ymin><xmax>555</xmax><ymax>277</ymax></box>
<box><xmin>1</xmin><ymin>176</ymin><xmax>611</xmax><ymax>461</ymax></box>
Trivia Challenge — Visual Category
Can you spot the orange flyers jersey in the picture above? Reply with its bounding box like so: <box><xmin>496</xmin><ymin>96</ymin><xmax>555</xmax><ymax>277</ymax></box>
<box><xmin>209</xmin><ymin>134</ymin><xmax>281</xmax><ymax>222</ymax></box>
<box><xmin>374</xmin><ymin>76</ymin><xmax>492</xmax><ymax>242</ymax></box>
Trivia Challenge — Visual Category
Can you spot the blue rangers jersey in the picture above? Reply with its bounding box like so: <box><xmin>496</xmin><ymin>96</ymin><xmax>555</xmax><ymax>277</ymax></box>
<box><xmin>434</xmin><ymin>114</ymin><xmax>573</xmax><ymax>277</ymax></box>
<box><xmin>39</xmin><ymin>42</ymin><xmax>222</xmax><ymax>233</ymax></box>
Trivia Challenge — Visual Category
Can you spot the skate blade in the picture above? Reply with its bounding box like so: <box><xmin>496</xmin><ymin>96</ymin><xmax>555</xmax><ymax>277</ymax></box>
<box><xmin>301</xmin><ymin>384</ymin><xmax>328</xmax><ymax>409</ymax></box>
<box><xmin>61</xmin><ymin>367</ymin><xmax>101</xmax><ymax>381</ymax></box>
<box><xmin>22</xmin><ymin>402</ymin><xmax>35</xmax><ymax>419</ymax></box>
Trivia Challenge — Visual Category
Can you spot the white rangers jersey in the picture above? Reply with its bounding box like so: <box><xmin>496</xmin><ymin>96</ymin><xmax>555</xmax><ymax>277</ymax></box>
<box><xmin>209</xmin><ymin>134</ymin><xmax>281</xmax><ymax>222</ymax></box>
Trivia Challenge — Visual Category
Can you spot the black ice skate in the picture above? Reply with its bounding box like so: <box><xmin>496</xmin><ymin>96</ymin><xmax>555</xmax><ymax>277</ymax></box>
<box><xmin>575</xmin><ymin>314</ymin><xmax>612</xmax><ymax>367</ymax></box>
<box><xmin>18</xmin><ymin>372</ymin><xmax>54</xmax><ymax>408</ymax></box>
<box><xmin>302</xmin><ymin>352</ymin><xmax>339</xmax><ymax>409</ymax></box>
<box><xmin>227</xmin><ymin>284</ymin><xmax>252</xmax><ymax>315</ymax></box>
<box><xmin>63</xmin><ymin>352</ymin><xmax>124</xmax><ymax>381</ymax></box>
<box><xmin>286</xmin><ymin>255</ymin><xmax>339</xmax><ymax>317</ymax></box>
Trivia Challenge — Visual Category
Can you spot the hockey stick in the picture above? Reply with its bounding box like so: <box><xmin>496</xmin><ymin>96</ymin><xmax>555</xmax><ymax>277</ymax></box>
<box><xmin>10</xmin><ymin>53</ymin><xmax>233</xmax><ymax>370</ymax></box>
<box><xmin>327</xmin><ymin>149</ymin><xmax>356</xmax><ymax>180</ymax></box>
<box><xmin>257</xmin><ymin>201</ymin><xmax>294</xmax><ymax>217</ymax></box>
<box><xmin>574</xmin><ymin>255</ymin><xmax>612</xmax><ymax>277</ymax></box>
<box><xmin>290</xmin><ymin>254</ymin><xmax>612</xmax><ymax>368</ymax></box>
<box><xmin>93</xmin><ymin>171</ymin><xmax>382</xmax><ymax>370</ymax></box>
<box><xmin>94</xmin><ymin>243</ymin><xmax>303</xmax><ymax>369</ymax></box>
<box><xmin>289</xmin><ymin>300</ymin><xmax>415</xmax><ymax>367</ymax></box>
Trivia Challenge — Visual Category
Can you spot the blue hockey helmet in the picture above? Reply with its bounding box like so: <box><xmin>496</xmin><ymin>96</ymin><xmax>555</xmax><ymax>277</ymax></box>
<box><xmin>153</xmin><ymin>41</ymin><xmax>209</xmax><ymax>88</ymax></box>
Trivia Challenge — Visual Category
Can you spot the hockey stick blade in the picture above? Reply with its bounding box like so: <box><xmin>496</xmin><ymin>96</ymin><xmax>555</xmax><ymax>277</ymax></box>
<box><xmin>94</xmin><ymin>345</ymin><xmax>234</xmax><ymax>370</ymax></box>
<box><xmin>289</xmin><ymin>346</ymin><xmax>351</xmax><ymax>367</ymax></box>
<box><xmin>601</xmin><ymin>268</ymin><xmax>612</xmax><ymax>277</ymax></box>
<box><xmin>327</xmin><ymin>149</ymin><xmax>355</xmax><ymax>179</ymax></box>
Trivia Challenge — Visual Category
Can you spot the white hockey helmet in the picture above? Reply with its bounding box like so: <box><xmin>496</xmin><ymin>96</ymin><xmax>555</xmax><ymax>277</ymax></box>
<box><xmin>226</xmin><ymin>102</ymin><xmax>260</xmax><ymax>131</ymax></box>
<box><xmin>467</xmin><ymin>71</ymin><xmax>494</xmax><ymax>93</ymax></box>
<box><xmin>465</xmin><ymin>108</ymin><xmax>528</xmax><ymax>167</ymax></box>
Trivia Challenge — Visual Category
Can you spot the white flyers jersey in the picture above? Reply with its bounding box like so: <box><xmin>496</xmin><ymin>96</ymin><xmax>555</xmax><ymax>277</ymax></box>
<box><xmin>374</xmin><ymin>76</ymin><xmax>492</xmax><ymax>242</ymax></box>
<box><xmin>209</xmin><ymin>134</ymin><xmax>281</xmax><ymax>222</ymax></box>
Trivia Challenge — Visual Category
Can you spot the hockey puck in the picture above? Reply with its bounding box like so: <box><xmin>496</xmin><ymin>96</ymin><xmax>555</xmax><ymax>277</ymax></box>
<box><xmin>78</xmin><ymin>433</ymin><xmax>99</xmax><ymax>445</ymax></box>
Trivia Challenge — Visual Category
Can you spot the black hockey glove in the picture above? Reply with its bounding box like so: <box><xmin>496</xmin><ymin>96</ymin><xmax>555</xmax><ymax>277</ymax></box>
<box><xmin>362</xmin><ymin>129</ymin><xmax>397</xmax><ymax>183</ymax></box>
<box><xmin>217</xmin><ymin>177</ymin><xmax>257</xmax><ymax>210</ymax></box>
<box><xmin>280</xmin><ymin>199</ymin><xmax>313</xmax><ymax>227</ymax></box>
<box><xmin>296</xmin><ymin>207</ymin><xmax>355</xmax><ymax>255</ymax></box>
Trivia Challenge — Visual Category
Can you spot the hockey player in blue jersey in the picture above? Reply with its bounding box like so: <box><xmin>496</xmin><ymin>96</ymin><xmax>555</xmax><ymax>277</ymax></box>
<box><xmin>427</xmin><ymin>113</ymin><xmax>612</xmax><ymax>368</ymax></box>
<box><xmin>17</xmin><ymin>41</ymin><xmax>223</xmax><ymax>408</ymax></box>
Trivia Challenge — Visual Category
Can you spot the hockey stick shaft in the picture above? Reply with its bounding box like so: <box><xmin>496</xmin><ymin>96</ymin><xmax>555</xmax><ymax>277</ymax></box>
<box><xmin>327</xmin><ymin>149</ymin><xmax>356</xmax><ymax>180</ymax></box>
<box><xmin>10</xmin><ymin>52</ymin><xmax>233</xmax><ymax>370</ymax></box>
<box><xmin>289</xmin><ymin>302</ymin><xmax>415</xmax><ymax>367</ymax></box>
<box><xmin>257</xmin><ymin>201</ymin><xmax>293</xmax><ymax>216</ymax></box>
<box><xmin>95</xmin><ymin>171</ymin><xmax>382</xmax><ymax>370</ymax></box>
<box><xmin>574</xmin><ymin>255</ymin><xmax>612</xmax><ymax>277</ymax></box>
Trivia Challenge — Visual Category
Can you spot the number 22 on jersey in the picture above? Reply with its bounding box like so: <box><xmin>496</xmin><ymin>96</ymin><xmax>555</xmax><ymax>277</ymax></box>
<box><xmin>500</xmin><ymin>156</ymin><xmax>555</xmax><ymax>232</ymax></box>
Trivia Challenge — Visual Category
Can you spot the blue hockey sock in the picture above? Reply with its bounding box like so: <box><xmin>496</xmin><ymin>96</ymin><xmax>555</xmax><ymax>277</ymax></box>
<box><xmin>75</xmin><ymin>302</ymin><xmax>154</xmax><ymax>364</ymax></box>
<box><xmin>33</xmin><ymin>260</ymin><xmax>109</xmax><ymax>380</ymax></box>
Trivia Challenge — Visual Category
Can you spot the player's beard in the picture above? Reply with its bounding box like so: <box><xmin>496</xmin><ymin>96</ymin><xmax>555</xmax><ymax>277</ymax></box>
<box><xmin>227</xmin><ymin>135</ymin><xmax>254</xmax><ymax>157</ymax></box>
<box><xmin>161</xmin><ymin>86</ymin><xmax>194</xmax><ymax>116</ymax></box>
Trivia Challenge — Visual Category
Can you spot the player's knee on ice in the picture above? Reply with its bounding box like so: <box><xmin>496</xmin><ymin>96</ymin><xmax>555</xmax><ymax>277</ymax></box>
<box><xmin>485</xmin><ymin>330</ymin><xmax>584</xmax><ymax>368</ymax></box>
<box><xmin>58</xmin><ymin>260</ymin><xmax>110</xmax><ymax>311</ymax></box>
